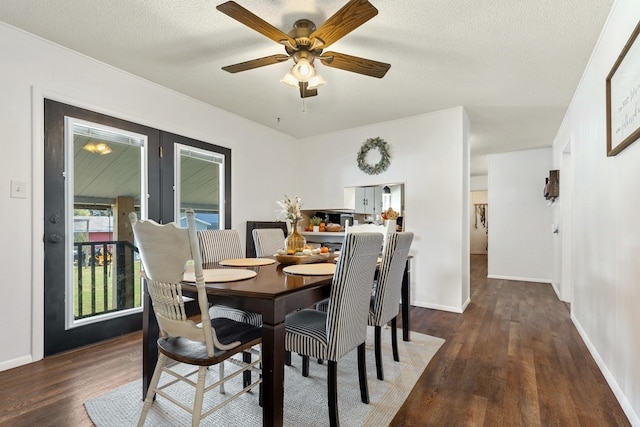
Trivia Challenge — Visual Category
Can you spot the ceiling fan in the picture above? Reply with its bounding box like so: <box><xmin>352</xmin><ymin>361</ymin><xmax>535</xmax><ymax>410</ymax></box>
<box><xmin>216</xmin><ymin>0</ymin><xmax>391</xmax><ymax>98</ymax></box>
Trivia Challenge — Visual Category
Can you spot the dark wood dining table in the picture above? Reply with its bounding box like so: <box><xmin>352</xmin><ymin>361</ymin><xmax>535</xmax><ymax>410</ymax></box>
<box><xmin>140</xmin><ymin>257</ymin><xmax>412</xmax><ymax>427</ymax></box>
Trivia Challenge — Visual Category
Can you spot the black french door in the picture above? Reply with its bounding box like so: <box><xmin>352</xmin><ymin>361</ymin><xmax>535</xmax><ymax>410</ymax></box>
<box><xmin>43</xmin><ymin>99</ymin><xmax>230</xmax><ymax>356</ymax></box>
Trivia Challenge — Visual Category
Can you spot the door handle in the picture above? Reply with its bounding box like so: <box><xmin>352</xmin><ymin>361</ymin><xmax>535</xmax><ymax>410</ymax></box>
<box><xmin>48</xmin><ymin>234</ymin><xmax>62</xmax><ymax>243</ymax></box>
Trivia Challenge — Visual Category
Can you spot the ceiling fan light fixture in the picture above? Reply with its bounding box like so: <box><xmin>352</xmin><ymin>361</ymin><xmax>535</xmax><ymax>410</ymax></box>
<box><xmin>307</xmin><ymin>73</ymin><xmax>326</xmax><ymax>90</ymax></box>
<box><xmin>280</xmin><ymin>71</ymin><xmax>299</xmax><ymax>88</ymax></box>
<box><xmin>291</xmin><ymin>57</ymin><xmax>314</xmax><ymax>82</ymax></box>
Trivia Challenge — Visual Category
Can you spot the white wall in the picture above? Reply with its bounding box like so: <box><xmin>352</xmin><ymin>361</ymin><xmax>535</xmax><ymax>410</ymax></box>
<box><xmin>487</xmin><ymin>148</ymin><xmax>553</xmax><ymax>282</ymax></box>
<box><xmin>552</xmin><ymin>0</ymin><xmax>640</xmax><ymax>422</ymax></box>
<box><xmin>299</xmin><ymin>108</ymin><xmax>471</xmax><ymax>313</ymax></box>
<box><xmin>0</xmin><ymin>23</ymin><xmax>297</xmax><ymax>372</ymax></box>
<box><xmin>0</xmin><ymin>22</ymin><xmax>472</xmax><ymax>374</ymax></box>
<box><xmin>470</xmin><ymin>175</ymin><xmax>488</xmax><ymax>191</ymax></box>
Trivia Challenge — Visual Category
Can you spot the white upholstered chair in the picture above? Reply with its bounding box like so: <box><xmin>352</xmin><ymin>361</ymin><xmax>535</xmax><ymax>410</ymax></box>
<box><xmin>252</xmin><ymin>228</ymin><xmax>285</xmax><ymax>257</ymax></box>
<box><xmin>368</xmin><ymin>231</ymin><xmax>413</xmax><ymax>380</ymax></box>
<box><xmin>285</xmin><ymin>232</ymin><xmax>383</xmax><ymax>427</ymax></box>
<box><xmin>129</xmin><ymin>210</ymin><xmax>261</xmax><ymax>427</ymax></box>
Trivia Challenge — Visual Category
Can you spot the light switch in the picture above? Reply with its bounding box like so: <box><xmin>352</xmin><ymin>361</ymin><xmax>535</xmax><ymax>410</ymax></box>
<box><xmin>11</xmin><ymin>180</ymin><xmax>27</xmax><ymax>199</ymax></box>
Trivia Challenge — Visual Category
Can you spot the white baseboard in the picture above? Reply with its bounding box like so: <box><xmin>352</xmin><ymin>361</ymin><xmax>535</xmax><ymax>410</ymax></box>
<box><xmin>412</xmin><ymin>300</ymin><xmax>465</xmax><ymax>314</ymax></box>
<box><xmin>550</xmin><ymin>281</ymin><xmax>561</xmax><ymax>299</ymax></box>
<box><xmin>0</xmin><ymin>355</ymin><xmax>33</xmax><ymax>373</ymax></box>
<box><xmin>571</xmin><ymin>313</ymin><xmax>639</xmax><ymax>426</ymax></box>
<box><xmin>487</xmin><ymin>274</ymin><xmax>552</xmax><ymax>284</ymax></box>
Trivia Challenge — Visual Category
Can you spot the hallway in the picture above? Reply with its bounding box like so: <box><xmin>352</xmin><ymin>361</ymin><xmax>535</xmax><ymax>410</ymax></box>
<box><xmin>391</xmin><ymin>254</ymin><xmax>629</xmax><ymax>426</ymax></box>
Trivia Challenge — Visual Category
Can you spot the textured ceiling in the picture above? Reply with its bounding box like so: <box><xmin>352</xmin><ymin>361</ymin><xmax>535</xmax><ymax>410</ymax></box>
<box><xmin>0</xmin><ymin>0</ymin><xmax>613</xmax><ymax>175</ymax></box>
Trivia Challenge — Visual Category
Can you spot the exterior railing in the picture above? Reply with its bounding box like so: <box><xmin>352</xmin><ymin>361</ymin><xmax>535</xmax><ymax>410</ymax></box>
<box><xmin>73</xmin><ymin>240</ymin><xmax>140</xmax><ymax>319</ymax></box>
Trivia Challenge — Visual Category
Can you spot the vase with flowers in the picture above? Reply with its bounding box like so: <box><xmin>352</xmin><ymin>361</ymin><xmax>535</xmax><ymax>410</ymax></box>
<box><xmin>276</xmin><ymin>195</ymin><xmax>306</xmax><ymax>254</ymax></box>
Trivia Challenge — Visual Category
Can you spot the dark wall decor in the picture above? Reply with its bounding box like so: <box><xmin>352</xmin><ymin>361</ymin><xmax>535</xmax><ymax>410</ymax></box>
<box><xmin>606</xmin><ymin>20</ymin><xmax>640</xmax><ymax>156</ymax></box>
<box><xmin>544</xmin><ymin>170</ymin><xmax>559</xmax><ymax>202</ymax></box>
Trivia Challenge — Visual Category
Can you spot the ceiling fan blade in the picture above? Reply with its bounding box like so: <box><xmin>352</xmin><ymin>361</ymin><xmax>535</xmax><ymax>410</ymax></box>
<box><xmin>309</xmin><ymin>0</ymin><xmax>378</xmax><ymax>49</ymax></box>
<box><xmin>299</xmin><ymin>82</ymin><xmax>318</xmax><ymax>98</ymax></box>
<box><xmin>217</xmin><ymin>1</ymin><xmax>297</xmax><ymax>47</ymax></box>
<box><xmin>222</xmin><ymin>54</ymin><xmax>290</xmax><ymax>73</ymax></box>
<box><xmin>319</xmin><ymin>51</ymin><xmax>390</xmax><ymax>78</ymax></box>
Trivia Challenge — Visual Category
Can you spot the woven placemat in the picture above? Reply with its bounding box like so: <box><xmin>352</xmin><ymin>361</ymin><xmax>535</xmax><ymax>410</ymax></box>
<box><xmin>183</xmin><ymin>268</ymin><xmax>257</xmax><ymax>283</ymax></box>
<box><xmin>283</xmin><ymin>263</ymin><xmax>336</xmax><ymax>276</ymax></box>
<box><xmin>219</xmin><ymin>258</ymin><xmax>275</xmax><ymax>267</ymax></box>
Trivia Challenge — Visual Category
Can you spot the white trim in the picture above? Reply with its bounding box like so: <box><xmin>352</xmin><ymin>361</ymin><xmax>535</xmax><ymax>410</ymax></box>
<box><xmin>571</xmin><ymin>313</ymin><xmax>640</xmax><ymax>426</ymax></box>
<box><xmin>412</xmin><ymin>300</ymin><xmax>465</xmax><ymax>314</ymax></box>
<box><xmin>63</xmin><ymin>117</ymin><xmax>147</xmax><ymax>330</ymax></box>
<box><xmin>0</xmin><ymin>355</ymin><xmax>34</xmax><ymax>373</ymax></box>
<box><xmin>549</xmin><ymin>280</ymin><xmax>561</xmax><ymax>299</ymax></box>
<box><xmin>31</xmin><ymin>86</ymin><xmax>45</xmax><ymax>362</ymax></box>
<box><xmin>486</xmin><ymin>274</ymin><xmax>553</xmax><ymax>284</ymax></box>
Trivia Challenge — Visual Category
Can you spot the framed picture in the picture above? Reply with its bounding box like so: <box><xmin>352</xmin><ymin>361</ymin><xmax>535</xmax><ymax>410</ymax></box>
<box><xmin>606</xmin><ymin>20</ymin><xmax>640</xmax><ymax>156</ymax></box>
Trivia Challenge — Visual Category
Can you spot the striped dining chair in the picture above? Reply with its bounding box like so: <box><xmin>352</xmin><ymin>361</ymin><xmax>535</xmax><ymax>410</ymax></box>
<box><xmin>368</xmin><ymin>231</ymin><xmax>413</xmax><ymax>380</ymax></box>
<box><xmin>252</xmin><ymin>228</ymin><xmax>285</xmax><ymax>257</ymax></box>
<box><xmin>197</xmin><ymin>229</ymin><xmax>261</xmax><ymax>388</ymax></box>
<box><xmin>285</xmin><ymin>232</ymin><xmax>383</xmax><ymax>427</ymax></box>
<box><xmin>196</xmin><ymin>229</ymin><xmax>262</xmax><ymax>327</ymax></box>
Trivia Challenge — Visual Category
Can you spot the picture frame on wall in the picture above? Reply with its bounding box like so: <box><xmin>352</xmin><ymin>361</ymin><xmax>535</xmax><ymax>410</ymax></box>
<box><xmin>606</xmin><ymin>20</ymin><xmax>640</xmax><ymax>156</ymax></box>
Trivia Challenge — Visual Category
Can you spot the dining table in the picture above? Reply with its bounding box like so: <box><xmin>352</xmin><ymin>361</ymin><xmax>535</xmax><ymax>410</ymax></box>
<box><xmin>140</xmin><ymin>256</ymin><xmax>412</xmax><ymax>427</ymax></box>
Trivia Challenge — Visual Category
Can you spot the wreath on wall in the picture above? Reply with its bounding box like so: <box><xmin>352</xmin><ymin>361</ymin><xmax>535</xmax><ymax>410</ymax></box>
<box><xmin>357</xmin><ymin>137</ymin><xmax>391</xmax><ymax>175</ymax></box>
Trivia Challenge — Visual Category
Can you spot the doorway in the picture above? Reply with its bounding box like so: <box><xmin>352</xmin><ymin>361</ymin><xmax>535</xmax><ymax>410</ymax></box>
<box><xmin>471</xmin><ymin>191</ymin><xmax>488</xmax><ymax>255</ymax></box>
<box><xmin>43</xmin><ymin>100</ymin><xmax>230</xmax><ymax>356</ymax></box>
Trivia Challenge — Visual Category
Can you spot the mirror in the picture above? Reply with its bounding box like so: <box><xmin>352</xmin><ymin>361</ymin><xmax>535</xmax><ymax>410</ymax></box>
<box><xmin>344</xmin><ymin>183</ymin><xmax>404</xmax><ymax>224</ymax></box>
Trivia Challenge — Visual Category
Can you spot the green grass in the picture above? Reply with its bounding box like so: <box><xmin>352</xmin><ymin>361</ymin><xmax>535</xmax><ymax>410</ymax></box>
<box><xmin>73</xmin><ymin>261</ymin><xmax>143</xmax><ymax>318</ymax></box>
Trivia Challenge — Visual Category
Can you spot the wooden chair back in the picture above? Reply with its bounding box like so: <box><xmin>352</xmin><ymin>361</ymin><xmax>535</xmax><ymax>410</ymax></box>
<box><xmin>129</xmin><ymin>210</ymin><xmax>239</xmax><ymax>357</ymax></box>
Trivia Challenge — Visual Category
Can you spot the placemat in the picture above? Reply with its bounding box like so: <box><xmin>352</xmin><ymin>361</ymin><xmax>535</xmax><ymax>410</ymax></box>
<box><xmin>219</xmin><ymin>258</ymin><xmax>275</xmax><ymax>267</ymax></box>
<box><xmin>283</xmin><ymin>263</ymin><xmax>336</xmax><ymax>276</ymax></box>
<box><xmin>183</xmin><ymin>268</ymin><xmax>257</xmax><ymax>283</ymax></box>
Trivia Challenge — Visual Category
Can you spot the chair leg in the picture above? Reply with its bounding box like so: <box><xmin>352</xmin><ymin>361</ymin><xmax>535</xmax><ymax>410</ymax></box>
<box><xmin>357</xmin><ymin>343</ymin><xmax>370</xmax><ymax>404</ymax></box>
<box><xmin>285</xmin><ymin>350</ymin><xmax>292</xmax><ymax>366</ymax></box>
<box><xmin>374</xmin><ymin>325</ymin><xmax>384</xmax><ymax>380</ymax></box>
<box><xmin>258</xmin><ymin>346</ymin><xmax>264</xmax><ymax>407</ymax></box>
<box><xmin>243</xmin><ymin>351</ymin><xmax>252</xmax><ymax>388</ymax></box>
<box><xmin>391</xmin><ymin>316</ymin><xmax>400</xmax><ymax>362</ymax></box>
<box><xmin>137</xmin><ymin>353</ymin><xmax>166</xmax><ymax>427</ymax></box>
<box><xmin>302</xmin><ymin>354</ymin><xmax>310</xmax><ymax>377</ymax></box>
<box><xmin>259</xmin><ymin>370</ymin><xmax>264</xmax><ymax>408</ymax></box>
<box><xmin>191</xmin><ymin>366</ymin><xmax>207</xmax><ymax>427</ymax></box>
<box><xmin>328</xmin><ymin>360</ymin><xmax>340</xmax><ymax>427</ymax></box>
<box><xmin>219</xmin><ymin>364</ymin><xmax>225</xmax><ymax>394</ymax></box>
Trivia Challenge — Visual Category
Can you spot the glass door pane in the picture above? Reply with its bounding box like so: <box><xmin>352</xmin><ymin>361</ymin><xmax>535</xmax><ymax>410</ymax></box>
<box><xmin>66</xmin><ymin>118</ymin><xmax>147</xmax><ymax>327</ymax></box>
<box><xmin>175</xmin><ymin>144</ymin><xmax>225</xmax><ymax>230</ymax></box>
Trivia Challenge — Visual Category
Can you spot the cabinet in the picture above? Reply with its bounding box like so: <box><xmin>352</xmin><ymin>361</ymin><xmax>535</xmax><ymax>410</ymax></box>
<box><xmin>355</xmin><ymin>186</ymin><xmax>382</xmax><ymax>215</ymax></box>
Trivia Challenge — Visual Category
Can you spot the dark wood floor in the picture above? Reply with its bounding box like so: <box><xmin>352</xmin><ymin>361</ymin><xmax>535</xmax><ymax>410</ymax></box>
<box><xmin>391</xmin><ymin>255</ymin><xmax>630</xmax><ymax>426</ymax></box>
<box><xmin>0</xmin><ymin>255</ymin><xmax>630</xmax><ymax>426</ymax></box>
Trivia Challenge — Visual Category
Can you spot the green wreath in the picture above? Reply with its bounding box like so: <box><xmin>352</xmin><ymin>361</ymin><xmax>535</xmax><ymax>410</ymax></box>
<box><xmin>357</xmin><ymin>137</ymin><xmax>391</xmax><ymax>175</ymax></box>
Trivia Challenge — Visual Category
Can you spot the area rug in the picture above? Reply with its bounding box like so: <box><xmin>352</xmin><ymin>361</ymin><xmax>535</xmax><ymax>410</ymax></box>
<box><xmin>85</xmin><ymin>329</ymin><xmax>444</xmax><ymax>426</ymax></box>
